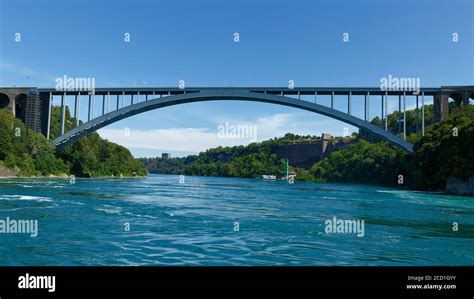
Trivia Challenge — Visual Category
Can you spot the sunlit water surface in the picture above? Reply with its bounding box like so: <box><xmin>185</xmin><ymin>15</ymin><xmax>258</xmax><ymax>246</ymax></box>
<box><xmin>0</xmin><ymin>174</ymin><xmax>472</xmax><ymax>265</ymax></box>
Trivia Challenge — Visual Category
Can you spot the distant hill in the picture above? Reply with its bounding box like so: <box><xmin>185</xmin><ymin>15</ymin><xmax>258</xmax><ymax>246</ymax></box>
<box><xmin>140</xmin><ymin>133</ymin><xmax>355</xmax><ymax>180</ymax></box>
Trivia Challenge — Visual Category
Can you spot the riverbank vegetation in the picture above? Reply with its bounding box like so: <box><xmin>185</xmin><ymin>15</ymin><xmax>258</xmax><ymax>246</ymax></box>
<box><xmin>312</xmin><ymin>105</ymin><xmax>473</xmax><ymax>192</ymax></box>
<box><xmin>140</xmin><ymin>134</ymin><xmax>318</xmax><ymax>178</ymax></box>
<box><xmin>0</xmin><ymin>109</ymin><xmax>66</xmax><ymax>176</ymax></box>
<box><xmin>0</xmin><ymin>108</ymin><xmax>146</xmax><ymax>178</ymax></box>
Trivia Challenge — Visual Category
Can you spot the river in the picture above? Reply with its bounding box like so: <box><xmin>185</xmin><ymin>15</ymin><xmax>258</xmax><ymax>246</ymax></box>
<box><xmin>0</xmin><ymin>174</ymin><xmax>472</xmax><ymax>266</ymax></box>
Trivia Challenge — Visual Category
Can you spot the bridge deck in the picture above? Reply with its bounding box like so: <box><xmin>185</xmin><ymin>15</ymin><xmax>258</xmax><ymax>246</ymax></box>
<box><xmin>38</xmin><ymin>87</ymin><xmax>442</xmax><ymax>96</ymax></box>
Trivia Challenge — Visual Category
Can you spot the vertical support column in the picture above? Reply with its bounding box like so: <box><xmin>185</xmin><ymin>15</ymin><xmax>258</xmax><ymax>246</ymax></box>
<box><xmin>60</xmin><ymin>92</ymin><xmax>66</xmax><ymax>135</ymax></box>
<box><xmin>398</xmin><ymin>95</ymin><xmax>401</xmax><ymax>135</ymax></box>
<box><xmin>331</xmin><ymin>91</ymin><xmax>334</xmax><ymax>109</ymax></box>
<box><xmin>364</xmin><ymin>93</ymin><xmax>367</xmax><ymax>121</ymax></box>
<box><xmin>137</xmin><ymin>91</ymin><xmax>140</xmax><ymax>103</ymax></box>
<box><xmin>107</xmin><ymin>92</ymin><xmax>110</xmax><ymax>113</ymax></box>
<box><xmin>403</xmin><ymin>92</ymin><xmax>406</xmax><ymax>140</ymax></box>
<box><xmin>384</xmin><ymin>92</ymin><xmax>388</xmax><ymax>131</ymax></box>
<box><xmin>381</xmin><ymin>94</ymin><xmax>384</xmax><ymax>123</ymax></box>
<box><xmin>314</xmin><ymin>91</ymin><xmax>317</xmax><ymax>104</ymax></box>
<box><xmin>91</xmin><ymin>93</ymin><xmax>95</xmax><ymax>119</ymax></box>
<box><xmin>422</xmin><ymin>92</ymin><xmax>425</xmax><ymax>136</ymax></box>
<box><xmin>102</xmin><ymin>94</ymin><xmax>106</xmax><ymax>115</ymax></box>
<box><xmin>416</xmin><ymin>94</ymin><xmax>419</xmax><ymax>138</ymax></box>
<box><xmin>433</xmin><ymin>93</ymin><xmax>439</xmax><ymax>121</ymax></box>
<box><xmin>298</xmin><ymin>91</ymin><xmax>301</xmax><ymax>100</ymax></box>
<box><xmin>116</xmin><ymin>94</ymin><xmax>120</xmax><ymax>110</ymax></box>
<box><xmin>145</xmin><ymin>94</ymin><xmax>148</xmax><ymax>101</ymax></box>
<box><xmin>440</xmin><ymin>94</ymin><xmax>449</xmax><ymax>121</ymax></box>
<box><xmin>74</xmin><ymin>92</ymin><xmax>80</xmax><ymax>127</ymax></box>
<box><xmin>131</xmin><ymin>94</ymin><xmax>134</xmax><ymax>105</ymax></box>
<box><xmin>46</xmin><ymin>92</ymin><xmax>52</xmax><ymax>139</ymax></box>
<box><xmin>121</xmin><ymin>91</ymin><xmax>125</xmax><ymax>108</ymax></box>
<box><xmin>367</xmin><ymin>92</ymin><xmax>370</xmax><ymax>122</ymax></box>
<box><xmin>348</xmin><ymin>92</ymin><xmax>352</xmax><ymax>115</ymax></box>
<box><xmin>434</xmin><ymin>93</ymin><xmax>449</xmax><ymax>121</ymax></box>
<box><xmin>88</xmin><ymin>95</ymin><xmax>92</xmax><ymax>121</ymax></box>
<box><xmin>152</xmin><ymin>91</ymin><xmax>155</xmax><ymax>100</ymax></box>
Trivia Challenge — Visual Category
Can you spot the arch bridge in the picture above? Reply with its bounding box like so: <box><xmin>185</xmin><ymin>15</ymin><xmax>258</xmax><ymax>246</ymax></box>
<box><xmin>1</xmin><ymin>86</ymin><xmax>473</xmax><ymax>154</ymax></box>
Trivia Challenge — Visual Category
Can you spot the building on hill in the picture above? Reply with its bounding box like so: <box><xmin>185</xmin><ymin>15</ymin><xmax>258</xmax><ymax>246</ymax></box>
<box><xmin>273</xmin><ymin>133</ymin><xmax>352</xmax><ymax>169</ymax></box>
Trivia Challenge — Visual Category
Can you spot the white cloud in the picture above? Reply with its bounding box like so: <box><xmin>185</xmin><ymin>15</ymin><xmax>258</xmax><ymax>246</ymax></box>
<box><xmin>98</xmin><ymin>112</ymin><xmax>358</xmax><ymax>153</ymax></box>
<box><xmin>98</xmin><ymin>113</ymin><xmax>288</xmax><ymax>153</ymax></box>
<box><xmin>98</xmin><ymin>127</ymin><xmax>255</xmax><ymax>153</ymax></box>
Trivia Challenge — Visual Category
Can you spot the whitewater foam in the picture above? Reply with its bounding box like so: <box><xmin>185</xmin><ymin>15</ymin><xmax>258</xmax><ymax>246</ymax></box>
<box><xmin>0</xmin><ymin>195</ymin><xmax>53</xmax><ymax>202</ymax></box>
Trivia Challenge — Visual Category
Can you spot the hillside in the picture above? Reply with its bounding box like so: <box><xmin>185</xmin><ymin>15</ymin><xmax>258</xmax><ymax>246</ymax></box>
<box><xmin>140</xmin><ymin>134</ymin><xmax>354</xmax><ymax>180</ymax></box>
<box><xmin>312</xmin><ymin>105</ymin><xmax>474</xmax><ymax>194</ymax></box>
<box><xmin>0</xmin><ymin>107</ymin><xmax>146</xmax><ymax>178</ymax></box>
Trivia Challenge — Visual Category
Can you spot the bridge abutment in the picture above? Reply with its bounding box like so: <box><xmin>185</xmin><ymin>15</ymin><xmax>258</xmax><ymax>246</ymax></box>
<box><xmin>434</xmin><ymin>93</ymin><xmax>450</xmax><ymax>121</ymax></box>
<box><xmin>0</xmin><ymin>87</ymin><xmax>47</xmax><ymax>134</ymax></box>
<box><xmin>434</xmin><ymin>87</ymin><xmax>474</xmax><ymax>121</ymax></box>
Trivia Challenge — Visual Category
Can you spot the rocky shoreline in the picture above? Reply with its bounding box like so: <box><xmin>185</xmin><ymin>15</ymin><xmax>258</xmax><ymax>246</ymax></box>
<box><xmin>0</xmin><ymin>164</ymin><xmax>17</xmax><ymax>178</ymax></box>
<box><xmin>446</xmin><ymin>176</ymin><xmax>474</xmax><ymax>196</ymax></box>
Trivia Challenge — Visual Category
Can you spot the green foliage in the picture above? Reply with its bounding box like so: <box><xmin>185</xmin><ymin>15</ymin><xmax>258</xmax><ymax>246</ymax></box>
<box><xmin>0</xmin><ymin>109</ymin><xmax>67</xmax><ymax>176</ymax></box>
<box><xmin>411</xmin><ymin>106</ymin><xmax>474</xmax><ymax>190</ymax></box>
<box><xmin>58</xmin><ymin>132</ymin><xmax>146</xmax><ymax>177</ymax></box>
<box><xmin>382</xmin><ymin>104</ymin><xmax>435</xmax><ymax>138</ymax></box>
<box><xmin>50</xmin><ymin>106</ymin><xmax>147</xmax><ymax>177</ymax></box>
<box><xmin>362</xmin><ymin>104</ymin><xmax>436</xmax><ymax>142</ymax></box>
<box><xmin>310</xmin><ymin>140</ymin><xmax>407</xmax><ymax>186</ymax></box>
<box><xmin>311</xmin><ymin>105</ymin><xmax>474</xmax><ymax>190</ymax></box>
<box><xmin>294</xmin><ymin>168</ymin><xmax>315</xmax><ymax>181</ymax></box>
<box><xmin>49</xmin><ymin>106</ymin><xmax>78</xmax><ymax>140</ymax></box>
<box><xmin>139</xmin><ymin>134</ymin><xmax>323</xmax><ymax>179</ymax></box>
<box><xmin>0</xmin><ymin>107</ymin><xmax>146</xmax><ymax>177</ymax></box>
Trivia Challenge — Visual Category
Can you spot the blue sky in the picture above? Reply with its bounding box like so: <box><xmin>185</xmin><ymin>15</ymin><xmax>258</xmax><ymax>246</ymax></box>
<box><xmin>1</xmin><ymin>0</ymin><xmax>473</xmax><ymax>157</ymax></box>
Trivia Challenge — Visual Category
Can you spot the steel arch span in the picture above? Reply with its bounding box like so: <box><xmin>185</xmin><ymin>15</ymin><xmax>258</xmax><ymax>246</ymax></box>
<box><xmin>53</xmin><ymin>89</ymin><xmax>415</xmax><ymax>154</ymax></box>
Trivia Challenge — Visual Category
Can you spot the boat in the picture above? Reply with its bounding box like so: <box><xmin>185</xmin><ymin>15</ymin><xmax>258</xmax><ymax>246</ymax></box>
<box><xmin>281</xmin><ymin>159</ymin><xmax>296</xmax><ymax>181</ymax></box>
<box><xmin>261</xmin><ymin>175</ymin><xmax>277</xmax><ymax>180</ymax></box>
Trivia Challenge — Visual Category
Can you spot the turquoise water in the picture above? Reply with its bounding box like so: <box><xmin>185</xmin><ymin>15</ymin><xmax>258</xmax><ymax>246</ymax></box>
<box><xmin>0</xmin><ymin>174</ymin><xmax>472</xmax><ymax>266</ymax></box>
